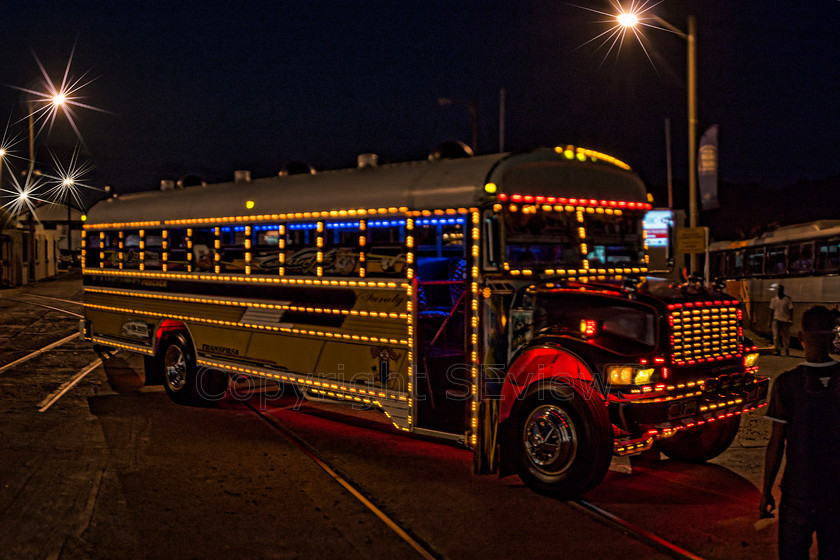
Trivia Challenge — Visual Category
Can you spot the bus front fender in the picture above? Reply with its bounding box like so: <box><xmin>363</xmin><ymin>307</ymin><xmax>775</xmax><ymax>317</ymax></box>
<box><xmin>498</xmin><ymin>346</ymin><xmax>600</xmax><ymax>426</ymax></box>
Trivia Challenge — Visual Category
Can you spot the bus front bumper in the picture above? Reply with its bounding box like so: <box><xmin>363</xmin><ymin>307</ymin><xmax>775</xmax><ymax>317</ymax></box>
<box><xmin>611</xmin><ymin>375</ymin><xmax>769</xmax><ymax>455</ymax></box>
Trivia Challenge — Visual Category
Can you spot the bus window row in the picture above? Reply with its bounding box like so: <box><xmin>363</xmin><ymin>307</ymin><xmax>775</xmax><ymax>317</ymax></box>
<box><xmin>711</xmin><ymin>238</ymin><xmax>840</xmax><ymax>278</ymax></box>
<box><xmin>83</xmin><ymin>218</ymin><xmax>466</xmax><ymax>279</ymax></box>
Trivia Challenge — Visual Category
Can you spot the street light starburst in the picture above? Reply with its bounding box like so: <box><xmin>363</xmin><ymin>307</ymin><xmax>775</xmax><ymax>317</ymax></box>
<box><xmin>572</xmin><ymin>0</ymin><xmax>666</xmax><ymax>69</ymax></box>
<box><xmin>8</xmin><ymin>41</ymin><xmax>110</xmax><ymax>146</ymax></box>
<box><xmin>41</xmin><ymin>145</ymin><xmax>98</xmax><ymax>210</ymax></box>
<box><xmin>0</xmin><ymin>114</ymin><xmax>28</xmax><ymax>170</ymax></box>
<box><xmin>1</xmin><ymin>168</ymin><xmax>47</xmax><ymax>222</ymax></box>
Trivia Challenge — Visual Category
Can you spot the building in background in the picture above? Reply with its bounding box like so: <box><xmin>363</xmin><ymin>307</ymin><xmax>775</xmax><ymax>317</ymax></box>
<box><xmin>0</xmin><ymin>202</ymin><xmax>82</xmax><ymax>287</ymax></box>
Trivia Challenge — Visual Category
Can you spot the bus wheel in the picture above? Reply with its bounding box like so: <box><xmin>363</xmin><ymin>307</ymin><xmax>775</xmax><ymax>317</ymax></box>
<box><xmin>161</xmin><ymin>333</ymin><xmax>201</xmax><ymax>405</ymax></box>
<box><xmin>657</xmin><ymin>416</ymin><xmax>741</xmax><ymax>463</ymax></box>
<box><xmin>513</xmin><ymin>386</ymin><xmax>612</xmax><ymax>499</ymax></box>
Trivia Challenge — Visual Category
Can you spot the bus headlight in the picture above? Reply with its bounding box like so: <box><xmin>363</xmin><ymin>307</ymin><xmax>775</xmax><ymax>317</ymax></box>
<box><xmin>744</xmin><ymin>352</ymin><xmax>759</xmax><ymax>368</ymax></box>
<box><xmin>606</xmin><ymin>364</ymin><xmax>655</xmax><ymax>385</ymax></box>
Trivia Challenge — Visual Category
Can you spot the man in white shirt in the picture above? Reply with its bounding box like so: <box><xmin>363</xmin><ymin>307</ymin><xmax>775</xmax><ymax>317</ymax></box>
<box><xmin>769</xmin><ymin>284</ymin><xmax>794</xmax><ymax>356</ymax></box>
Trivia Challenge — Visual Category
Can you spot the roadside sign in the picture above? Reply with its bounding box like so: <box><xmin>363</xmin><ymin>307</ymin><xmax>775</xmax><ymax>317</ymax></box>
<box><xmin>676</xmin><ymin>227</ymin><xmax>708</xmax><ymax>254</ymax></box>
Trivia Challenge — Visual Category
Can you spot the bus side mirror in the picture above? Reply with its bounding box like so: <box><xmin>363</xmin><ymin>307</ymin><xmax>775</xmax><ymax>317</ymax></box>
<box><xmin>483</xmin><ymin>212</ymin><xmax>501</xmax><ymax>269</ymax></box>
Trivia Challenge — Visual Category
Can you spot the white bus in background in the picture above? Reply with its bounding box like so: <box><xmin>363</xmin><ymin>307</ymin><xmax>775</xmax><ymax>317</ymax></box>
<box><xmin>708</xmin><ymin>219</ymin><xmax>840</xmax><ymax>334</ymax></box>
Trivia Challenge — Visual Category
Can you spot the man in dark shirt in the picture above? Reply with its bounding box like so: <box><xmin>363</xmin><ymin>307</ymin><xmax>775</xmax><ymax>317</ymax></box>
<box><xmin>761</xmin><ymin>305</ymin><xmax>840</xmax><ymax>559</ymax></box>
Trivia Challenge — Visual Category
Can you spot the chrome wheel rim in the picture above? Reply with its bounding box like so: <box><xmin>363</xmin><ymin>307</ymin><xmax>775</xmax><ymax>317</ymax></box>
<box><xmin>163</xmin><ymin>345</ymin><xmax>187</xmax><ymax>392</ymax></box>
<box><xmin>523</xmin><ymin>404</ymin><xmax>577</xmax><ymax>475</ymax></box>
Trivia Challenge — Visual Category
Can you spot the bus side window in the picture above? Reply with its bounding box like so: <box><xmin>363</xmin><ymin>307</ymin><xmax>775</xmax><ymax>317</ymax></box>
<box><xmin>816</xmin><ymin>238</ymin><xmax>840</xmax><ymax>274</ymax></box>
<box><xmin>101</xmin><ymin>231</ymin><xmax>120</xmax><ymax>269</ymax></box>
<box><xmin>250</xmin><ymin>225</ymin><xmax>282</xmax><ymax>275</ymax></box>
<box><xmin>711</xmin><ymin>251</ymin><xmax>732</xmax><ymax>278</ymax></box>
<box><xmin>123</xmin><ymin>229</ymin><xmax>141</xmax><ymax>270</ymax></box>
<box><xmin>366</xmin><ymin>219</ymin><xmax>407</xmax><ymax>277</ymax></box>
<box><xmin>322</xmin><ymin>221</ymin><xmax>362</xmax><ymax>277</ymax></box>
<box><xmin>192</xmin><ymin>227</ymin><xmax>216</xmax><ymax>272</ymax></box>
<box><xmin>285</xmin><ymin>222</ymin><xmax>317</xmax><ymax>276</ymax></box>
<box><xmin>144</xmin><ymin>229</ymin><xmax>164</xmax><ymax>271</ymax></box>
<box><xmin>167</xmin><ymin>228</ymin><xmax>191</xmax><ymax>272</ymax></box>
<box><xmin>789</xmin><ymin>242</ymin><xmax>814</xmax><ymax>274</ymax></box>
<box><xmin>217</xmin><ymin>227</ymin><xmax>247</xmax><ymax>273</ymax></box>
<box><xmin>764</xmin><ymin>244</ymin><xmax>787</xmax><ymax>275</ymax></box>
<box><xmin>414</xmin><ymin>216</ymin><xmax>465</xmax><ymax>261</ymax></box>
<box><xmin>85</xmin><ymin>232</ymin><xmax>101</xmax><ymax>269</ymax></box>
<box><xmin>745</xmin><ymin>248</ymin><xmax>764</xmax><ymax>276</ymax></box>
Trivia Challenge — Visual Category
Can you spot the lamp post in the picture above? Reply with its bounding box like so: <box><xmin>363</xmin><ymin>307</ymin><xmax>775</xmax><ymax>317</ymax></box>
<box><xmin>437</xmin><ymin>97</ymin><xmax>478</xmax><ymax>154</ymax></box>
<box><xmin>49</xmin><ymin>94</ymin><xmax>76</xmax><ymax>255</ymax></box>
<box><xmin>62</xmin><ymin>177</ymin><xmax>74</xmax><ymax>253</ymax></box>
<box><xmin>23</xmin><ymin>92</ymin><xmax>68</xmax><ymax>279</ymax></box>
<box><xmin>26</xmin><ymin>99</ymin><xmax>36</xmax><ymax>282</ymax></box>
<box><xmin>618</xmin><ymin>12</ymin><xmax>699</xmax><ymax>273</ymax></box>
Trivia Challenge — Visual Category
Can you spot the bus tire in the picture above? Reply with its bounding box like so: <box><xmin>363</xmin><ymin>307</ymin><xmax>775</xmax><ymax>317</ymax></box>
<box><xmin>513</xmin><ymin>384</ymin><xmax>612</xmax><ymax>499</ymax></box>
<box><xmin>656</xmin><ymin>416</ymin><xmax>741</xmax><ymax>463</ymax></box>
<box><xmin>160</xmin><ymin>333</ymin><xmax>202</xmax><ymax>405</ymax></box>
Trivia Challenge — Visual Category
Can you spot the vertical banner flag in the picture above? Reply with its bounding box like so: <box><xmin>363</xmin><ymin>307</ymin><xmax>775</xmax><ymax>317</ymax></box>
<box><xmin>698</xmin><ymin>124</ymin><xmax>719</xmax><ymax>210</ymax></box>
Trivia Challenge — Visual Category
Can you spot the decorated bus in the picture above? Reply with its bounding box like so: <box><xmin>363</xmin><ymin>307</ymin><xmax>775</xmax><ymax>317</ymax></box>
<box><xmin>81</xmin><ymin>146</ymin><xmax>768</xmax><ymax>497</ymax></box>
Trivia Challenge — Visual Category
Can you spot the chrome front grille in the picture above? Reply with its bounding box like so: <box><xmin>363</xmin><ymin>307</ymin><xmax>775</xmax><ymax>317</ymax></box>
<box><xmin>668</xmin><ymin>302</ymin><xmax>743</xmax><ymax>365</ymax></box>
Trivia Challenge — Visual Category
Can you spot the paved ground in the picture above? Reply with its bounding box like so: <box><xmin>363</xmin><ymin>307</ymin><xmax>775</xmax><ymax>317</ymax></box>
<box><xmin>0</xmin><ymin>271</ymin><xmax>816</xmax><ymax>559</ymax></box>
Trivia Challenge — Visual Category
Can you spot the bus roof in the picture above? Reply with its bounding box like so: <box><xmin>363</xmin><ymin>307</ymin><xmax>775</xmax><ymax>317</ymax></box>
<box><xmin>85</xmin><ymin>147</ymin><xmax>648</xmax><ymax>226</ymax></box>
<box><xmin>709</xmin><ymin>219</ymin><xmax>840</xmax><ymax>251</ymax></box>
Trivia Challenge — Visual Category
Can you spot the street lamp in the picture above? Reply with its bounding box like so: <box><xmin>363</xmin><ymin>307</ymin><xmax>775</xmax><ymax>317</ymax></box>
<box><xmin>618</xmin><ymin>11</ymin><xmax>699</xmax><ymax>273</ymax></box>
<box><xmin>437</xmin><ymin>97</ymin><xmax>478</xmax><ymax>154</ymax></box>
<box><xmin>0</xmin><ymin>148</ymin><xmax>5</xmax><ymax>194</ymax></box>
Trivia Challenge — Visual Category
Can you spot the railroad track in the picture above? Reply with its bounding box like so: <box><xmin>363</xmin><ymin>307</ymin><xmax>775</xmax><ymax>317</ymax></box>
<box><xmin>0</xmin><ymin>296</ymin><xmax>85</xmax><ymax>373</ymax></box>
<box><xmin>4</xmin><ymin>295</ymin><xmax>84</xmax><ymax>318</ymax></box>
<box><xmin>569</xmin><ymin>501</ymin><xmax>706</xmax><ymax>560</ymax></box>
<box><xmin>0</xmin><ymin>296</ymin><xmax>103</xmax><ymax>413</ymax></box>
<box><xmin>0</xmin><ymin>295</ymin><xmax>84</xmax><ymax>356</ymax></box>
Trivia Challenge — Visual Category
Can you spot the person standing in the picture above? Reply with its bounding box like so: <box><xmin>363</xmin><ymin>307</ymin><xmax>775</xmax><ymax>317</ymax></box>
<box><xmin>761</xmin><ymin>305</ymin><xmax>840</xmax><ymax>559</ymax></box>
<box><xmin>769</xmin><ymin>284</ymin><xmax>794</xmax><ymax>355</ymax></box>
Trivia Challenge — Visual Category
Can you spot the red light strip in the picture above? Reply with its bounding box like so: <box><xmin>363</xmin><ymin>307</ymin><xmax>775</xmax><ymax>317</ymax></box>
<box><xmin>667</xmin><ymin>300</ymin><xmax>740</xmax><ymax>310</ymax></box>
<box><xmin>497</xmin><ymin>193</ymin><xmax>652</xmax><ymax>210</ymax></box>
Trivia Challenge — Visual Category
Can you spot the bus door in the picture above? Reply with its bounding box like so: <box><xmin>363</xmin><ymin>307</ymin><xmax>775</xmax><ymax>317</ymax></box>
<box><xmin>414</xmin><ymin>216</ymin><xmax>470</xmax><ymax>434</ymax></box>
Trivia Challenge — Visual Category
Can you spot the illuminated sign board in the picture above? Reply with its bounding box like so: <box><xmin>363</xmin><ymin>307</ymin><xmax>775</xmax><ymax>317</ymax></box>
<box><xmin>643</xmin><ymin>210</ymin><xmax>673</xmax><ymax>248</ymax></box>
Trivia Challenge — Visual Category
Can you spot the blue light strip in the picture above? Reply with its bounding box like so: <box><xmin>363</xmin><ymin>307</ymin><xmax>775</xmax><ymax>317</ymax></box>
<box><xmin>325</xmin><ymin>221</ymin><xmax>361</xmax><ymax>229</ymax></box>
<box><xmin>216</xmin><ymin>219</ymin><xmax>458</xmax><ymax>233</ymax></box>
<box><xmin>368</xmin><ymin>219</ymin><xmax>407</xmax><ymax>228</ymax></box>
<box><xmin>415</xmin><ymin>218</ymin><xmax>465</xmax><ymax>226</ymax></box>
<box><xmin>287</xmin><ymin>223</ymin><xmax>319</xmax><ymax>231</ymax></box>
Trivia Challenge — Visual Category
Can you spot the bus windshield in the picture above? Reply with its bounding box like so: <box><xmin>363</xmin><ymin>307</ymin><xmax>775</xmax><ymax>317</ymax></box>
<box><xmin>584</xmin><ymin>211</ymin><xmax>646</xmax><ymax>268</ymax></box>
<box><xmin>503</xmin><ymin>206</ymin><xmax>646</xmax><ymax>270</ymax></box>
<box><xmin>503</xmin><ymin>208</ymin><xmax>582</xmax><ymax>267</ymax></box>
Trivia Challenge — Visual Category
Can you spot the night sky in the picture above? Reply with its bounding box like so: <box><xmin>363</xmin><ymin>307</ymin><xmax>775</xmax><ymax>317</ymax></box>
<box><xmin>1</xmin><ymin>1</ymin><xmax>838</xmax><ymax>211</ymax></box>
